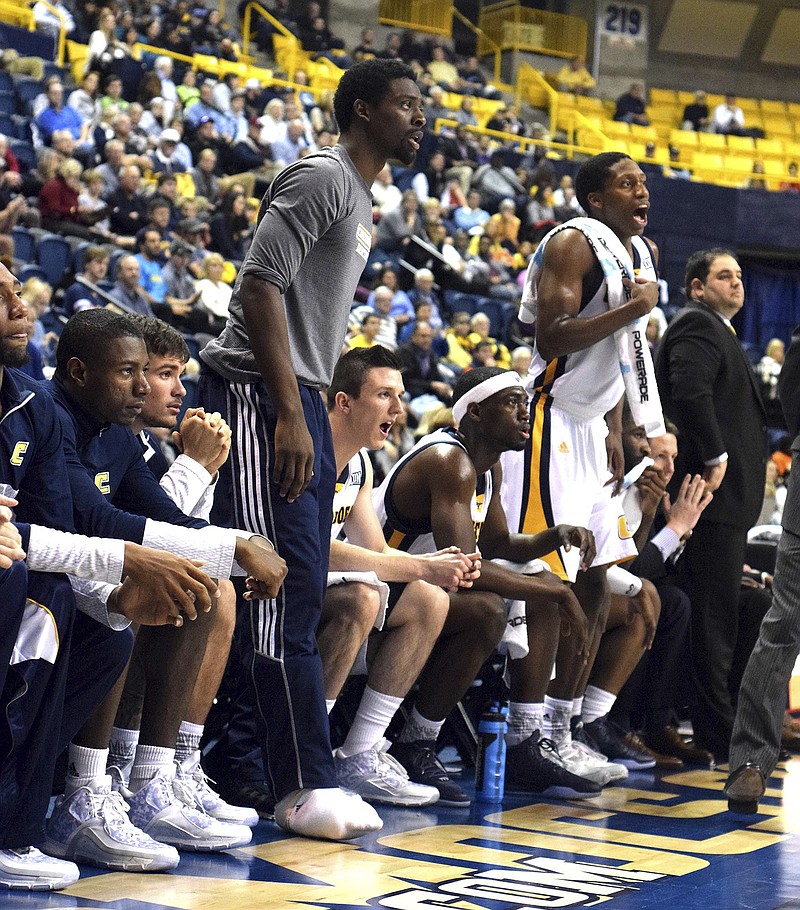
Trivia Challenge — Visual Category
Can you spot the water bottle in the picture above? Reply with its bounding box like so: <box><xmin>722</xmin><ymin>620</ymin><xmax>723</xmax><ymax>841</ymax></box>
<box><xmin>475</xmin><ymin>701</ymin><xmax>507</xmax><ymax>801</ymax></box>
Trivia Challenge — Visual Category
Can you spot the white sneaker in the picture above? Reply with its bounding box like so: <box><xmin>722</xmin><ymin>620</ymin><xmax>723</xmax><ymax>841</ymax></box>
<box><xmin>549</xmin><ymin>732</ymin><xmax>627</xmax><ymax>787</ymax></box>
<box><xmin>124</xmin><ymin>767</ymin><xmax>252</xmax><ymax>852</ymax></box>
<box><xmin>175</xmin><ymin>753</ymin><xmax>259</xmax><ymax>827</ymax></box>
<box><xmin>0</xmin><ymin>847</ymin><xmax>80</xmax><ymax>891</ymax></box>
<box><xmin>42</xmin><ymin>775</ymin><xmax>179</xmax><ymax>872</ymax></box>
<box><xmin>274</xmin><ymin>787</ymin><xmax>383</xmax><ymax>841</ymax></box>
<box><xmin>335</xmin><ymin>747</ymin><xmax>440</xmax><ymax>807</ymax></box>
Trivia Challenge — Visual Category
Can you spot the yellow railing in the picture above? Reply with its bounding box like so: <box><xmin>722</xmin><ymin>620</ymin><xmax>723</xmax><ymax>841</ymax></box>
<box><xmin>0</xmin><ymin>0</ymin><xmax>33</xmax><ymax>30</ymax></box>
<box><xmin>516</xmin><ymin>62</ymin><xmax>558</xmax><ymax>132</ymax></box>
<box><xmin>242</xmin><ymin>2</ymin><xmax>293</xmax><ymax>60</ymax></box>
<box><xmin>476</xmin><ymin>1</ymin><xmax>587</xmax><ymax>61</ymax></box>
<box><xmin>378</xmin><ymin>0</ymin><xmax>452</xmax><ymax>37</ymax></box>
<box><xmin>434</xmin><ymin>118</ymin><xmax>603</xmax><ymax>162</ymax></box>
<box><xmin>451</xmin><ymin>6</ymin><xmax>505</xmax><ymax>88</ymax></box>
<box><xmin>23</xmin><ymin>0</ymin><xmax>67</xmax><ymax>66</ymax></box>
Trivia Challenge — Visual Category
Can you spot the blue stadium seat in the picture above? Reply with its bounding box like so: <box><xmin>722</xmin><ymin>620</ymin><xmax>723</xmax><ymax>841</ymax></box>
<box><xmin>0</xmin><ymin>71</ymin><xmax>12</xmax><ymax>94</ymax></box>
<box><xmin>11</xmin><ymin>226</ymin><xmax>36</xmax><ymax>264</ymax></box>
<box><xmin>15</xmin><ymin>78</ymin><xmax>43</xmax><ymax>116</ymax></box>
<box><xmin>43</xmin><ymin>62</ymin><xmax>65</xmax><ymax>81</ymax></box>
<box><xmin>71</xmin><ymin>241</ymin><xmax>93</xmax><ymax>275</ymax></box>
<box><xmin>18</xmin><ymin>263</ymin><xmax>47</xmax><ymax>282</ymax></box>
<box><xmin>0</xmin><ymin>112</ymin><xmax>16</xmax><ymax>139</ymax></box>
<box><xmin>108</xmin><ymin>249</ymin><xmax>128</xmax><ymax>283</ymax></box>
<box><xmin>36</xmin><ymin>234</ymin><xmax>72</xmax><ymax>287</ymax></box>
<box><xmin>10</xmin><ymin>139</ymin><xmax>35</xmax><ymax>172</ymax></box>
<box><xmin>12</xmin><ymin>116</ymin><xmax>32</xmax><ymax>143</ymax></box>
<box><xmin>0</xmin><ymin>92</ymin><xmax>14</xmax><ymax>116</ymax></box>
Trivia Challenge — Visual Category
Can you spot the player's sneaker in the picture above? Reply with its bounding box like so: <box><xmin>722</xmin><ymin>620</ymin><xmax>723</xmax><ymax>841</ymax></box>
<box><xmin>335</xmin><ymin>747</ymin><xmax>439</xmax><ymax>806</ymax></box>
<box><xmin>505</xmin><ymin>733</ymin><xmax>603</xmax><ymax>799</ymax></box>
<box><xmin>175</xmin><ymin>752</ymin><xmax>259</xmax><ymax>827</ymax></box>
<box><xmin>0</xmin><ymin>847</ymin><xmax>80</xmax><ymax>891</ymax></box>
<box><xmin>567</xmin><ymin>719</ymin><xmax>629</xmax><ymax>784</ymax></box>
<box><xmin>124</xmin><ymin>768</ymin><xmax>252</xmax><ymax>852</ymax></box>
<box><xmin>43</xmin><ymin>775</ymin><xmax>179</xmax><ymax>872</ymax></box>
<box><xmin>583</xmin><ymin>715</ymin><xmax>657</xmax><ymax>770</ymax></box>
<box><xmin>274</xmin><ymin>787</ymin><xmax>383</xmax><ymax>840</ymax></box>
<box><xmin>389</xmin><ymin>739</ymin><xmax>471</xmax><ymax>807</ymax></box>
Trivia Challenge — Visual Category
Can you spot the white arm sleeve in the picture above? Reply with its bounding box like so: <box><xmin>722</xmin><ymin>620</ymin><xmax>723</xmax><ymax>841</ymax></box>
<box><xmin>69</xmin><ymin>576</ymin><xmax>130</xmax><ymax>631</ymax></box>
<box><xmin>142</xmin><ymin>519</ymin><xmax>237</xmax><ymax>578</ymax></box>
<box><xmin>158</xmin><ymin>453</ymin><xmax>215</xmax><ymax>518</ymax></box>
<box><xmin>26</xmin><ymin>525</ymin><xmax>125</xmax><ymax>584</ymax></box>
<box><xmin>606</xmin><ymin>564</ymin><xmax>643</xmax><ymax>597</ymax></box>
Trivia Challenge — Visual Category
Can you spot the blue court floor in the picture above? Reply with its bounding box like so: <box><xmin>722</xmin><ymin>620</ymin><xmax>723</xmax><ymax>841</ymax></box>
<box><xmin>8</xmin><ymin>756</ymin><xmax>800</xmax><ymax>910</ymax></box>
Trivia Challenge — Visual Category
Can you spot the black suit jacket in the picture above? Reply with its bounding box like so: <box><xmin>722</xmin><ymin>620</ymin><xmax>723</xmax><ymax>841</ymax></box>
<box><xmin>655</xmin><ymin>301</ymin><xmax>767</xmax><ymax>529</ymax></box>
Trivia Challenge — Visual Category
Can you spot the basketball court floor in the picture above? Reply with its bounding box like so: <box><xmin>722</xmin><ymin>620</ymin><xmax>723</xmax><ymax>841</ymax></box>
<box><xmin>7</xmin><ymin>757</ymin><xmax>800</xmax><ymax>910</ymax></box>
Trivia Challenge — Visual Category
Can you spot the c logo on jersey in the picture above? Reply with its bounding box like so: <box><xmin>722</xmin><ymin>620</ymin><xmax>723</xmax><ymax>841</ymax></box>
<box><xmin>618</xmin><ymin>515</ymin><xmax>633</xmax><ymax>540</ymax></box>
<box><xmin>95</xmin><ymin>471</ymin><xmax>111</xmax><ymax>495</ymax></box>
<box><xmin>10</xmin><ymin>441</ymin><xmax>29</xmax><ymax>466</ymax></box>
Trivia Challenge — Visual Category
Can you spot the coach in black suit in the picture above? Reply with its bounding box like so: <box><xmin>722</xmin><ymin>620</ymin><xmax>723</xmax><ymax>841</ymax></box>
<box><xmin>655</xmin><ymin>248</ymin><xmax>767</xmax><ymax>761</ymax></box>
<box><xmin>726</xmin><ymin>324</ymin><xmax>800</xmax><ymax>812</ymax></box>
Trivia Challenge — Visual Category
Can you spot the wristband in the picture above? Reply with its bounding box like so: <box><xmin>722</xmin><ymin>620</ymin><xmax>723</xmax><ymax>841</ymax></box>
<box><xmin>606</xmin><ymin>565</ymin><xmax>643</xmax><ymax>597</ymax></box>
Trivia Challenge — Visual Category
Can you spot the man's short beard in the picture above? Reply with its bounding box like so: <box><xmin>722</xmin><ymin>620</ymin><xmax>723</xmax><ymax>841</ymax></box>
<box><xmin>2</xmin><ymin>346</ymin><xmax>29</xmax><ymax>369</ymax></box>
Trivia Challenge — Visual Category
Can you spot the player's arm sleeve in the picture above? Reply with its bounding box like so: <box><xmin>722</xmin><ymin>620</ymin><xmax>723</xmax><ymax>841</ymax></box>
<box><xmin>158</xmin><ymin>453</ymin><xmax>215</xmax><ymax>519</ymax></box>
<box><xmin>69</xmin><ymin>577</ymin><xmax>130</xmax><ymax>631</ymax></box>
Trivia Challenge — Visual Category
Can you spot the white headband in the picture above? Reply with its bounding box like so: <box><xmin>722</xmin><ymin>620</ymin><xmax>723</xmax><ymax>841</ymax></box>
<box><xmin>452</xmin><ymin>371</ymin><xmax>525</xmax><ymax>426</ymax></box>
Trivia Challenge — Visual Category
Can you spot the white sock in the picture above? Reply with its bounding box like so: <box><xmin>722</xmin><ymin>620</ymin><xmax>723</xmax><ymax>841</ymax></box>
<box><xmin>275</xmin><ymin>788</ymin><xmax>383</xmax><ymax>841</ymax></box>
<box><xmin>506</xmin><ymin>702</ymin><xmax>543</xmax><ymax>747</ymax></box>
<box><xmin>128</xmin><ymin>744</ymin><xmax>176</xmax><ymax>793</ymax></box>
<box><xmin>326</xmin><ymin>699</ymin><xmax>336</xmax><ymax>715</ymax></box>
<box><xmin>571</xmin><ymin>696</ymin><xmax>584</xmax><ymax>719</ymax></box>
<box><xmin>396</xmin><ymin>706</ymin><xmax>445</xmax><ymax>744</ymax></box>
<box><xmin>339</xmin><ymin>687</ymin><xmax>404</xmax><ymax>757</ymax></box>
<box><xmin>65</xmin><ymin>744</ymin><xmax>109</xmax><ymax>795</ymax></box>
<box><xmin>583</xmin><ymin>685</ymin><xmax>617</xmax><ymax>724</ymax></box>
<box><xmin>175</xmin><ymin>721</ymin><xmax>204</xmax><ymax>764</ymax></box>
<box><xmin>543</xmin><ymin>696</ymin><xmax>573</xmax><ymax>743</ymax></box>
<box><xmin>108</xmin><ymin>726</ymin><xmax>139</xmax><ymax>773</ymax></box>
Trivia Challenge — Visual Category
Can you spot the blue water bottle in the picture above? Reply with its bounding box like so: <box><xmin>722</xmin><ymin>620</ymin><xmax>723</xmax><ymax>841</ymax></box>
<box><xmin>475</xmin><ymin>701</ymin><xmax>507</xmax><ymax>801</ymax></box>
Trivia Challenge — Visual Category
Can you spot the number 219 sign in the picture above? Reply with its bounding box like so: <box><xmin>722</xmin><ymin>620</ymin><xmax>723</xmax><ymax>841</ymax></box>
<box><xmin>602</xmin><ymin>3</ymin><xmax>648</xmax><ymax>41</ymax></box>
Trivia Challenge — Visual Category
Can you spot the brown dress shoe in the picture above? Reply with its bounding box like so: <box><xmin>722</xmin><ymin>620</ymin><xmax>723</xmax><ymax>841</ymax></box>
<box><xmin>625</xmin><ymin>732</ymin><xmax>683</xmax><ymax>769</ymax></box>
<box><xmin>644</xmin><ymin>726</ymin><xmax>714</xmax><ymax>766</ymax></box>
<box><xmin>781</xmin><ymin>713</ymin><xmax>800</xmax><ymax>752</ymax></box>
<box><xmin>725</xmin><ymin>762</ymin><xmax>765</xmax><ymax>814</ymax></box>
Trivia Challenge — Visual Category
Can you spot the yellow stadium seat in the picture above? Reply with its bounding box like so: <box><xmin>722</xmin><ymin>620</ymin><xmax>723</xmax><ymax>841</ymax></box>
<box><xmin>603</xmin><ymin>119</ymin><xmax>631</xmax><ymax>139</ymax></box>
<box><xmin>630</xmin><ymin>124</ymin><xmax>659</xmax><ymax>141</ymax></box>
<box><xmin>705</xmin><ymin>93</ymin><xmax>725</xmax><ymax>108</ymax></box>
<box><xmin>763</xmin><ymin>117</ymin><xmax>794</xmax><ymax>139</ymax></box>
<box><xmin>761</xmin><ymin>99</ymin><xmax>787</xmax><ymax>116</ymax></box>
<box><xmin>670</xmin><ymin>128</ymin><xmax>699</xmax><ymax>148</ymax></box>
<box><xmin>653</xmin><ymin>123</ymin><xmax>673</xmax><ymax>143</ymax></box>
<box><xmin>784</xmin><ymin>140</ymin><xmax>800</xmax><ymax>159</ymax></box>
<box><xmin>692</xmin><ymin>151</ymin><xmax>725</xmax><ymax>184</ymax></box>
<box><xmin>698</xmin><ymin>132</ymin><xmax>726</xmax><ymax>149</ymax></box>
<box><xmin>787</xmin><ymin>102</ymin><xmax>800</xmax><ymax>119</ymax></box>
<box><xmin>627</xmin><ymin>141</ymin><xmax>646</xmax><ymax>160</ymax></box>
<box><xmin>576</xmin><ymin>95</ymin><xmax>603</xmax><ymax>113</ymax></box>
<box><xmin>737</xmin><ymin>97</ymin><xmax>760</xmax><ymax>114</ymax></box>
<box><xmin>649</xmin><ymin>105</ymin><xmax>678</xmax><ymax>125</ymax></box>
<box><xmin>650</xmin><ymin>88</ymin><xmax>677</xmax><ymax>106</ymax></box>
<box><xmin>604</xmin><ymin>138</ymin><xmax>628</xmax><ymax>153</ymax></box>
<box><xmin>723</xmin><ymin>155</ymin><xmax>755</xmax><ymax>176</ymax></box>
<box><xmin>757</xmin><ymin>138</ymin><xmax>785</xmax><ymax>156</ymax></box>
<box><xmin>676</xmin><ymin>90</ymin><xmax>695</xmax><ymax>106</ymax></box>
<box><xmin>557</xmin><ymin>91</ymin><xmax>577</xmax><ymax>109</ymax></box>
<box><xmin>727</xmin><ymin>135</ymin><xmax>755</xmax><ymax>155</ymax></box>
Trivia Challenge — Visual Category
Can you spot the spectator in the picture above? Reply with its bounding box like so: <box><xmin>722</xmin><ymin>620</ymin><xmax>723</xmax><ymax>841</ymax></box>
<box><xmin>77</xmin><ymin>167</ymin><xmax>112</xmax><ymax>236</ymax></box>
<box><xmin>374</xmin><ymin>188</ymin><xmax>425</xmax><ymax>257</ymax></box>
<box><xmin>682</xmin><ymin>90</ymin><xmax>710</xmax><ymax>131</ymax></box>
<box><xmin>614</xmin><ymin>82</ymin><xmax>650</xmax><ymax>125</ymax></box>
<box><xmin>759</xmin><ymin>337</ymin><xmax>786</xmax><ymax>407</ymax></box>
<box><xmin>68</xmin><ymin>71</ymin><xmax>102</xmax><ymax>129</ymax></box>
<box><xmin>36</xmin><ymin>80</ymin><xmax>93</xmax><ymax>157</ymax></box>
<box><xmin>352</xmin><ymin>27</ymin><xmax>377</xmax><ymax>62</ymax></box>
<box><xmin>350</xmin><ymin>284</ymin><xmax>399</xmax><ymax>350</ymax></box>
<box><xmin>32</xmin><ymin>0</ymin><xmax>75</xmax><ymax>37</ymax></box>
<box><xmin>191</xmin><ymin>148</ymin><xmax>221</xmax><ymax>207</ymax></box>
<box><xmin>257</xmin><ymin>97</ymin><xmax>287</xmax><ymax>146</ymax></box>
<box><xmin>99</xmin><ymin>74</ymin><xmax>130</xmax><ymax>118</ymax></box>
<box><xmin>148</xmin><ymin>129</ymin><xmax>187</xmax><ymax>175</ymax></box>
<box><xmin>713</xmin><ymin>93</ymin><xmax>747</xmax><ymax>135</ymax></box>
<box><xmin>779</xmin><ymin>162</ymin><xmax>800</xmax><ymax>192</ymax></box>
<box><xmin>557</xmin><ymin>56</ymin><xmax>596</xmax><ymax>95</ymax></box>
<box><xmin>271</xmin><ymin>119</ymin><xmax>313</xmax><ymax>166</ymax></box>
<box><xmin>39</xmin><ymin>158</ymin><xmax>108</xmax><ymax>240</ymax></box>
<box><xmin>177</xmin><ymin>68</ymin><xmax>200</xmax><ymax>111</ymax></box>
<box><xmin>369</xmin><ymin>265</ymin><xmax>414</xmax><ymax>327</ymax></box>
<box><xmin>485</xmin><ymin>197</ymin><xmax>521</xmax><ymax>253</ymax></box>
<box><xmin>371</xmin><ymin>164</ymin><xmax>403</xmax><ymax>216</ymax></box>
<box><xmin>440</xmin><ymin>310</ymin><xmax>474</xmax><ymax>372</ymax></box>
<box><xmin>407</xmin><ymin>268</ymin><xmax>444</xmax><ymax>331</ymax></box>
<box><xmin>471</xmin><ymin>149</ymin><xmax>527</xmax><ymax>213</ymax></box>
<box><xmin>457</xmin><ymin>56</ymin><xmax>501</xmax><ymax>99</ymax></box>
<box><xmin>511</xmin><ymin>344</ymin><xmax>532</xmax><ymax>378</ymax></box>
<box><xmin>467</xmin><ymin>311</ymin><xmax>511</xmax><ymax>369</ymax></box>
<box><xmin>194</xmin><ymin>251</ymin><xmax>231</xmax><ymax>333</ymax></box>
<box><xmin>745</xmin><ymin>160</ymin><xmax>768</xmax><ymax>190</ymax></box>
<box><xmin>208</xmin><ymin>190</ymin><xmax>251</xmax><ymax>263</ymax></box>
<box><xmin>62</xmin><ymin>245</ymin><xmax>111</xmax><ymax>313</ymax></box>
<box><xmin>426</xmin><ymin>45</ymin><xmax>460</xmax><ymax>92</ymax></box>
<box><xmin>348</xmin><ymin>311</ymin><xmax>382</xmax><ymax>349</ymax></box>
<box><xmin>108</xmin><ymin>253</ymin><xmax>154</xmax><ymax>315</ymax></box>
<box><xmin>107</xmin><ymin>164</ymin><xmax>148</xmax><ymax>242</ymax></box>
<box><xmin>452</xmin><ymin>188</ymin><xmax>490</xmax><ymax>233</ymax></box>
<box><xmin>439</xmin><ymin>124</ymin><xmax>480</xmax><ymax>195</ymax></box>
<box><xmin>153</xmin><ymin>56</ymin><xmax>179</xmax><ymax>123</ymax></box>
<box><xmin>663</xmin><ymin>145</ymin><xmax>693</xmax><ymax>180</ymax></box>
<box><xmin>397</xmin><ymin>320</ymin><xmax>453</xmax><ymax>417</ymax></box>
<box><xmin>86</xmin><ymin>9</ymin><xmax>130</xmax><ymax>76</ymax></box>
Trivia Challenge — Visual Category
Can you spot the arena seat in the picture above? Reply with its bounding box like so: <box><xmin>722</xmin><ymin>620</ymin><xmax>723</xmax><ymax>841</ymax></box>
<box><xmin>11</xmin><ymin>226</ymin><xmax>35</xmax><ymax>264</ymax></box>
<box><xmin>36</xmin><ymin>235</ymin><xmax>72</xmax><ymax>287</ymax></box>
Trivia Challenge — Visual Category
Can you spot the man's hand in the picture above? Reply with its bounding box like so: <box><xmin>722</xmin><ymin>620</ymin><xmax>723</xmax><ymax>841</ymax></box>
<box><xmin>110</xmin><ymin>576</ymin><xmax>188</xmax><ymax>627</ymax></box>
<box><xmin>664</xmin><ymin>473</ymin><xmax>713</xmax><ymax>538</ymax></box>
<box><xmin>626</xmin><ymin>577</ymin><xmax>660</xmax><ymax>649</ymax></box>
<box><xmin>635</xmin><ymin>465</ymin><xmax>668</xmax><ymax>521</ymax></box>
<box><xmin>121</xmin><ymin>542</ymin><xmax>218</xmax><ymax>617</ymax></box>
<box><xmin>622</xmin><ymin>275</ymin><xmax>659</xmax><ymax>319</ymax></box>
<box><xmin>235</xmin><ymin>535</ymin><xmax>288</xmax><ymax>599</ymax></box>
<box><xmin>701</xmin><ymin>460</ymin><xmax>727</xmax><ymax>492</ymax></box>
<box><xmin>173</xmin><ymin>408</ymin><xmax>231</xmax><ymax>474</ymax></box>
<box><xmin>0</xmin><ymin>495</ymin><xmax>24</xmax><ymax>569</ymax></box>
<box><xmin>273</xmin><ymin>414</ymin><xmax>314</xmax><ymax>502</ymax></box>
<box><xmin>430</xmin><ymin>381</ymin><xmax>453</xmax><ymax>399</ymax></box>
<box><xmin>556</xmin><ymin>524</ymin><xmax>596</xmax><ymax>571</ymax></box>
<box><xmin>420</xmin><ymin>547</ymin><xmax>480</xmax><ymax>590</ymax></box>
